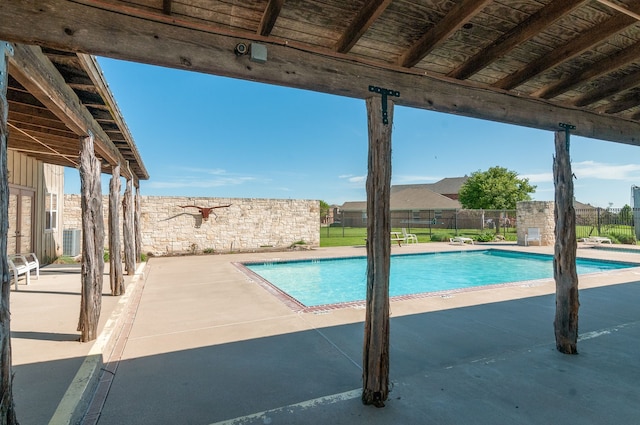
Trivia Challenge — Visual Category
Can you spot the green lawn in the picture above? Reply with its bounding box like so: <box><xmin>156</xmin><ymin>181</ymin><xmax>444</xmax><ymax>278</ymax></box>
<box><xmin>319</xmin><ymin>226</ymin><xmax>517</xmax><ymax>247</ymax></box>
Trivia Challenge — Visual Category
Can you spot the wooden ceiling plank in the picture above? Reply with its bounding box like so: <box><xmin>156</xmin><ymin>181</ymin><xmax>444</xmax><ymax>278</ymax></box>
<box><xmin>3</xmin><ymin>0</ymin><xmax>640</xmax><ymax>145</ymax></box>
<box><xmin>7</xmin><ymin>122</ymin><xmax>80</xmax><ymax>166</ymax></box>
<box><xmin>448</xmin><ymin>0</ymin><xmax>588</xmax><ymax>80</ymax></box>
<box><xmin>257</xmin><ymin>0</ymin><xmax>284</xmax><ymax>36</ymax></box>
<box><xmin>334</xmin><ymin>0</ymin><xmax>392</xmax><ymax>54</ymax></box>
<box><xmin>8</xmin><ymin>110</ymin><xmax>77</xmax><ymax>133</ymax></box>
<box><xmin>8</xmin><ymin>43</ymin><xmax>134</xmax><ymax>179</ymax></box>
<box><xmin>493</xmin><ymin>4</ymin><xmax>640</xmax><ymax>90</ymax></box>
<box><xmin>532</xmin><ymin>40</ymin><xmax>640</xmax><ymax>99</ymax></box>
<box><xmin>603</xmin><ymin>91</ymin><xmax>640</xmax><ymax>114</ymax></box>
<box><xmin>397</xmin><ymin>0</ymin><xmax>492</xmax><ymax>68</ymax></box>
<box><xmin>574</xmin><ymin>67</ymin><xmax>640</xmax><ymax>106</ymax></box>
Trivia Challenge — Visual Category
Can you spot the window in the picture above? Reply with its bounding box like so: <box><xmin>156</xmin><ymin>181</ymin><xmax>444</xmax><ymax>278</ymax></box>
<box><xmin>361</xmin><ymin>211</ymin><xmax>367</xmax><ymax>224</ymax></box>
<box><xmin>45</xmin><ymin>192</ymin><xmax>58</xmax><ymax>231</ymax></box>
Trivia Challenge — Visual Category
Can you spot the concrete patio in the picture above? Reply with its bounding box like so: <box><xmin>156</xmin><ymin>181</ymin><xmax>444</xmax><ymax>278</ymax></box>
<box><xmin>9</xmin><ymin>242</ymin><xmax>640</xmax><ymax>424</ymax></box>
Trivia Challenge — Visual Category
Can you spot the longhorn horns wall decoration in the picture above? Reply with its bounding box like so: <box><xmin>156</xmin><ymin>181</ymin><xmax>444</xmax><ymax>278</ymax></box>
<box><xmin>178</xmin><ymin>204</ymin><xmax>232</xmax><ymax>221</ymax></box>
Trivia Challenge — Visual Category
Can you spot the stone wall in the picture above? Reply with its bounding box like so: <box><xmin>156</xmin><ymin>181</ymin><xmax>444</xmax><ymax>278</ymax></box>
<box><xmin>516</xmin><ymin>201</ymin><xmax>555</xmax><ymax>246</ymax></box>
<box><xmin>64</xmin><ymin>195</ymin><xmax>320</xmax><ymax>255</ymax></box>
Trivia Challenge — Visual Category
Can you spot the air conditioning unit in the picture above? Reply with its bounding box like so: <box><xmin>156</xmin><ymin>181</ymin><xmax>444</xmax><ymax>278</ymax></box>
<box><xmin>63</xmin><ymin>229</ymin><xmax>82</xmax><ymax>256</ymax></box>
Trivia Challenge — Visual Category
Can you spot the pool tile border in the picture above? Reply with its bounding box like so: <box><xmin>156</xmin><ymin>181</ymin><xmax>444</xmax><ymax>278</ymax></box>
<box><xmin>233</xmin><ymin>249</ymin><xmax>640</xmax><ymax>314</ymax></box>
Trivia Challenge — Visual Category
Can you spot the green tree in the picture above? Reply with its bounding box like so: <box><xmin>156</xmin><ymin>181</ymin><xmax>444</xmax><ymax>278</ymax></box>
<box><xmin>319</xmin><ymin>200</ymin><xmax>330</xmax><ymax>223</ymax></box>
<box><xmin>619</xmin><ymin>204</ymin><xmax>632</xmax><ymax>223</ymax></box>
<box><xmin>458</xmin><ymin>166</ymin><xmax>536</xmax><ymax>209</ymax></box>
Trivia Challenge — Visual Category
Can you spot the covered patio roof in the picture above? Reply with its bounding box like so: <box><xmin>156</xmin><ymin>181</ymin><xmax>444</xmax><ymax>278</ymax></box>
<box><xmin>2</xmin><ymin>1</ymin><xmax>640</xmax><ymax>145</ymax></box>
<box><xmin>6</xmin><ymin>43</ymin><xmax>148</xmax><ymax>183</ymax></box>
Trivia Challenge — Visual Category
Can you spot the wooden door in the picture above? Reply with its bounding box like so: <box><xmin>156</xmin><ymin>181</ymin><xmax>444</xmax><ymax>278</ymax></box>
<box><xmin>8</xmin><ymin>187</ymin><xmax>34</xmax><ymax>254</ymax></box>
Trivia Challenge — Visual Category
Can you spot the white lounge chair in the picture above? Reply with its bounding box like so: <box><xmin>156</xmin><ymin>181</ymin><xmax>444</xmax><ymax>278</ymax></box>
<box><xmin>450</xmin><ymin>236</ymin><xmax>474</xmax><ymax>245</ymax></box>
<box><xmin>525</xmin><ymin>227</ymin><xmax>541</xmax><ymax>246</ymax></box>
<box><xmin>402</xmin><ymin>228</ymin><xmax>418</xmax><ymax>244</ymax></box>
<box><xmin>390</xmin><ymin>232</ymin><xmax>406</xmax><ymax>247</ymax></box>
<box><xmin>584</xmin><ymin>236</ymin><xmax>612</xmax><ymax>244</ymax></box>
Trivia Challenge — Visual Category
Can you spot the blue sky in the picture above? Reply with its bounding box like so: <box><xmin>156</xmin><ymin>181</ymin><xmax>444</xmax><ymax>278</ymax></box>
<box><xmin>63</xmin><ymin>57</ymin><xmax>640</xmax><ymax>208</ymax></box>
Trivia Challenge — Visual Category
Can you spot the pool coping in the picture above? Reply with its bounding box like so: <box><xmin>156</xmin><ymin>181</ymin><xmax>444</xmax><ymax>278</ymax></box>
<box><xmin>233</xmin><ymin>248</ymin><xmax>640</xmax><ymax>313</ymax></box>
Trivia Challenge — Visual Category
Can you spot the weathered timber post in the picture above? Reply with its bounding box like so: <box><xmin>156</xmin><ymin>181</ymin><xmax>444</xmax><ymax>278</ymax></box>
<box><xmin>123</xmin><ymin>176</ymin><xmax>135</xmax><ymax>275</ymax></box>
<box><xmin>135</xmin><ymin>186</ymin><xmax>142</xmax><ymax>263</ymax></box>
<box><xmin>362</xmin><ymin>89</ymin><xmax>396</xmax><ymax>407</ymax></box>
<box><xmin>109</xmin><ymin>164</ymin><xmax>124</xmax><ymax>295</ymax></box>
<box><xmin>78</xmin><ymin>132</ymin><xmax>105</xmax><ymax>342</ymax></box>
<box><xmin>0</xmin><ymin>40</ymin><xmax>19</xmax><ymax>425</ymax></box>
<box><xmin>553</xmin><ymin>125</ymin><xmax>579</xmax><ymax>354</ymax></box>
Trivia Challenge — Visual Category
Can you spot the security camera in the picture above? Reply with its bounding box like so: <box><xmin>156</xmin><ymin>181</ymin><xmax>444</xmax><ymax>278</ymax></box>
<box><xmin>234</xmin><ymin>43</ymin><xmax>248</xmax><ymax>56</ymax></box>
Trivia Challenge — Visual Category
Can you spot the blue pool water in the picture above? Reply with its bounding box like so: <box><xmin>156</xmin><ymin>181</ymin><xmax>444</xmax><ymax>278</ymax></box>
<box><xmin>245</xmin><ymin>250</ymin><xmax>637</xmax><ymax>308</ymax></box>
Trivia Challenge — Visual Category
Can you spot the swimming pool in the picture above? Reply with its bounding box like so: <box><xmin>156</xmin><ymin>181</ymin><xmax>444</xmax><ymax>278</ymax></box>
<box><xmin>241</xmin><ymin>250</ymin><xmax>637</xmax><ymax>310</ymax></box>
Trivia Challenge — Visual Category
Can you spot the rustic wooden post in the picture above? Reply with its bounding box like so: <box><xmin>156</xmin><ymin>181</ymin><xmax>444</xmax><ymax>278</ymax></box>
<box><xmin>123</xmin><ymin>176</ymin><xmax>135</xmax><ymax>275</ymax></box>
<box><xmin>362</xmin><ymin>91</ymin><xmax>395</xmax><ymax>407</ymax></box>
<box><xmin>553</xmin><ymin>126</ymin><xmax>579</xmax><ymax>354</ymax></box>
<box><xmin>135</xmin><ymin>186</ymin><xmax>142</xmax><ymax>263</ymax></box>
<box><xmin>109</xmin><ymin>164</ymin><xmax>124</xmax><ymax>295</ymax></box>
<box><xmin>0</xmin><ymin>40</ymin><xmax>19</xmax><ymax>425</ymax></box>
<box><xmin>78</xmin><ymin>131</ymin><xmax>105</xmax><ymax>343</ymax></box>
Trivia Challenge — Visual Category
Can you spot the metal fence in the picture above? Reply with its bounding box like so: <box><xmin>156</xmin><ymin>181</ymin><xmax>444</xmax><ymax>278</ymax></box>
<box><xmin>575</xmin><ymin>207</ymin><xmax>636</xmax><ymax>243</ymax></box>
<box><xmin>328</xmin><ymin>207</ymin><xmax>638</xmax><ymax>244</ymax></box>
<box><xmin>332</xmin><ymin>209</ymin><xmax>517</xmax><ymax>238</ymax></box>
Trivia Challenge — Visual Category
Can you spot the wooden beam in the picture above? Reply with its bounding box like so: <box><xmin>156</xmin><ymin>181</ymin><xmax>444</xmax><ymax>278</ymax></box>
<box><xmin>135</xmin><ymin>187</ymin><xmax>142</xmax><ymax>263</ymax></box>
<box><xmin>78</xmin><ymin>133</ymin><xmax>105</xmax><ymax>342</ymax></box>
<box><xmin>597</xmin><ymin>0</ymin><xmax>640</xmax><ymax>21</ymax></box>
<box><xmin>257</xmin><ymin>0</ymin><xmax>284</xmax><ymax>37</ymax></box>
<box><xmin>0</xmin><ymin>40</ymin><xmax>19</xmax><ymax>424</ymax></box>
<box><xmin>3</xmin><ymin>0</ymin><xmax>640</xmax><ymax>145</ymax></box>
<box><xmin>109</xmin><ymin>163</ymin><xmax>124</xmax><ymax>296</ymax></box>
<box><xmin>553</xmin><ymin>128</ymin><xmax>579</xmax><ymax>355</ymax></box>
<box><xmin>449</xmin><ymin>0</ymin><xmax>587</xmax><ymax>80</ymax></box>
<box><xmin>77</xmin><ymin>54</ymin><xmax>148</xmax><ymax>180</ymax></box>
<box><xmin>397</xmin><ymin>0</ymin><xmax>491</xmax><ymax>68</ymax></box>
<box><xmin>533</xmin><ymin>41</ymin><xmax>640</xmax><ymax>99</ymax></box>
<box><xmin>574</xmin><ymin>68</ymin><xmax>640</xmax><ymax>107</ymax></box>
<box><xmin>7</xmin><ymin>43</ymin><xmax>134</xmax><ymax>179</ymax></box>
<box><xmin>123</xmin><ymin>177</ymin><xmax>135</xmax><ymax>275</ymax></box>
<box><xmin>334</xmin><ymin>0</ymin><xmax>392</xmax><ymax>54</ymax></box>
<box><xmin>362</xmin><ymin>94</ymin><xmax>392</xmax><ymax>407</ymax></box>
<box><xmin>162</xmin><ymin>0</ymin><xmax>172</xmax><ymax>15</ymax></box>
<box><xmin>493</xmin><ymin>4</ymin><xmax>639</xmax><ymax>90</ymax></box>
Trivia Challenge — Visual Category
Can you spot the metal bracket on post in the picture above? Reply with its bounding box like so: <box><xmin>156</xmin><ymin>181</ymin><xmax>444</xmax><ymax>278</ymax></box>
<box><xmin>369</xmin><ymin>85</ymin><xmax>400</xmax><ymax>125</ymax></box>
<box><xmin>559</xmin><ymin>122</ymin><xmax>575</xmax><ymax>151</ymax></box>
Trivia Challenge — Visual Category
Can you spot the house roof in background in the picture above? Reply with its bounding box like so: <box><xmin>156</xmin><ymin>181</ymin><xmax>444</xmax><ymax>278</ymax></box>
<box><xmin>392</xmin><ymin>177</ymin><xmax>469</xmax><ymax>195</ymax></box>
<box><xmin>341</xmin><ymin>184</ymin><xmax>460</xmax><ymax>211</ymax></box>
<box><xmin>390</xmin><ymin>186</ymin><xmax>461</xmax><ymax>210</ymax></box>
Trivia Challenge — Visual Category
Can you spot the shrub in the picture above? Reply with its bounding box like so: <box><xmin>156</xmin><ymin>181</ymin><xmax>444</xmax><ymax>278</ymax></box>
<box><xmin>430</xmin><ymin>233</ymin><xmax>454</xmax><ymax>242</ymax></box>
<box><xmin>606</xmin><ymin>232</ymin><xmax>636</xmax><ymax>245</ymax></box>
<box><xmin>475</xmin><ymin>232</ymin><xmax>495</xmax><ymax>242</ymax></box>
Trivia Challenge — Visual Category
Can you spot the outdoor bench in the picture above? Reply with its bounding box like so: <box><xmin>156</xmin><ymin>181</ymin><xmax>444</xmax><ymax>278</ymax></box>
<box><xmin>8</xmin><ymin>253</ymin><xmax>39</xmax><ymax>290</ymax></box>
